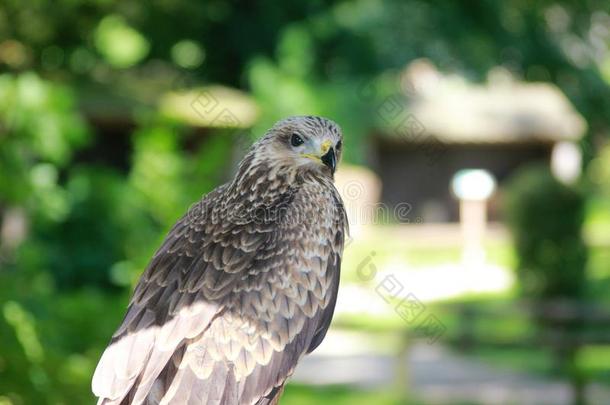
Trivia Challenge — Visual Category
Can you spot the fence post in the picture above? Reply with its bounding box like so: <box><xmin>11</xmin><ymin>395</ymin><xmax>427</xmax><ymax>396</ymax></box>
<box><xmin>395</xmin><ymin>330</ymin><xmax>410</xmax><ymax>401</ymax></box>
<box><xmin>457</xmin><ymin>303</ymin><xmax>475</xmax><ymax>352</ymax></box>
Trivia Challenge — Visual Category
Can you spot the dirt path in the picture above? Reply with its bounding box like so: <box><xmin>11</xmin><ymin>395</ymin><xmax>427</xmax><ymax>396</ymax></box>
<box><xmin>292</xmin><ymin>332</ymin><xmax>610</xmax><ymax>405</ymax></box>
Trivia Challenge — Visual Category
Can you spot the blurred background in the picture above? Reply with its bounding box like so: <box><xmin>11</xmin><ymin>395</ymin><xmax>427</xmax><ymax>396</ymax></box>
<box><xmin>2</xmin><ymin>1</ymin><xmax>610</xmax><ymax>404</ymax></box>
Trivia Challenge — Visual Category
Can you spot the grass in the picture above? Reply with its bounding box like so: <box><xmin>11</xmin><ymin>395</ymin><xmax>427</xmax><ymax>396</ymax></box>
<box><xmin>334</xmin><ymin>312</ymin><xmax>409</xmax><ymax>333</ymax></box>
<box><xmin>468</xmin><ymin>347</ymin><xmax>554</xmax><ymax>376</ymax></box>
<box><xmin>281</xmin><ymin>384</ymin><xmax>407</xmax><ymax>405</ymax></box>
<box><xmin>335</xmin><ymin>222</ymin><xmax>610</xmax><ymax>387</ymax></box>
<box><xmin>282</xmin><ymin>384</ymin><xmax>479</xmax><ymax>405</ymax></box>
<box><xmin>341</xmin><ymin>231</ymin><xmax>515</xmax><ymax>285</ymax></box>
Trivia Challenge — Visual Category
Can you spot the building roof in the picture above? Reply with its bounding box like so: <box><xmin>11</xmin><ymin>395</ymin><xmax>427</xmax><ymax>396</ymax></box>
<box><xmin>79</xmin><ymin>67</ymin><xmax>259</xmax><ymax>130</ymax></box>
<box><xmin>159</xmin><ymin>85</ymin><xmax>259</xmax><ymax>129</ymax></box>
<box><xmin>383</xmin><ymin>60</ymin><xmax>586</xmax><ymax>144</ymax></box>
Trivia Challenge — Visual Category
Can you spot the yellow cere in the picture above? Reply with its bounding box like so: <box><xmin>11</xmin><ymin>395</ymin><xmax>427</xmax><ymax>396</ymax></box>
<box><xmin>320</xmin><ymin>139</ymin><xmax>332</xmax><ymax>155</ymax></box>
<box><xmin>301</xmin><ymin>139</ymin><xmax>333</xmax><ymax>163</ymax></box>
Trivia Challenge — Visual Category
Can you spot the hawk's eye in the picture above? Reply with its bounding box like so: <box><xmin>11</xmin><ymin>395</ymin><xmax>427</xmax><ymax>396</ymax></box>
<box><xmin>290</xmin><ymin>133</ymin><xmax>304</xmax><ymax>147</ymax></box>
<box><xmin>336</xmin><ymin>140</ymin><xmax>342</xmax><ymax>151</ymax></box>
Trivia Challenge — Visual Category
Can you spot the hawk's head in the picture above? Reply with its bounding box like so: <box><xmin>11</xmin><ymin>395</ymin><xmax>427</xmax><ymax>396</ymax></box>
<box><xmin>255</xmin><ymin>116</ymin><xmax>343</xmax><ymax>176</ymax></box>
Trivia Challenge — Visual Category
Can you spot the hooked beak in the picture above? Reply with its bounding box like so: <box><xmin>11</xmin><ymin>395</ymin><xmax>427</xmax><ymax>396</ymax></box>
<box><xmin>321</xmin><ymin>147</ymin><xmax>336</xmax><ymax>174</ymax></box>
<box><xmin>302</xmin><ymin>139</ymin><xmax>337</xmax><ymax>174</ymax></box>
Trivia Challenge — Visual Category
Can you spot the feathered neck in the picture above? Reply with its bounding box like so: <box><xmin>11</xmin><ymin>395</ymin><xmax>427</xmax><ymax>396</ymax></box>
<box><xmin>225</xmin><ymin>148</ymin><xmax>334</xmax><ymax>206</ymax></box>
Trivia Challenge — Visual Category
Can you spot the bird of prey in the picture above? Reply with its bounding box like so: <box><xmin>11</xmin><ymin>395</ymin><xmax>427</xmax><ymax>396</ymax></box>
<box><xmin>92</xmin><ymin>116</ymin><xmax>348</xmax><ymax>405</ymax></box>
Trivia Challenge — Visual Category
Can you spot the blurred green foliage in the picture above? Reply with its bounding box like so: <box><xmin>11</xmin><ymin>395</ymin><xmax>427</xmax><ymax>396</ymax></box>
<box><xmin>281</xmin><ymin>384</ymin><xmax>407</xmax><ymax>405</ymax></box>
<box><xmin>0</xmin><ymin>73</ymin><xmax>89</xmax><ymax>207</ymax></box>
<box><xmin>588</xmin><ymin>142</ymin><xmax>610</xmax><ymax>221</ymax></box>
<box><xmin>0</xmin><ymin>76</ymin><xmax>234</xmax><ymax>403</ymax></box>
<box><xmin>504</xmin><ymin>165</ymin><xmax>588</xmax><ymax>299</ymax></box>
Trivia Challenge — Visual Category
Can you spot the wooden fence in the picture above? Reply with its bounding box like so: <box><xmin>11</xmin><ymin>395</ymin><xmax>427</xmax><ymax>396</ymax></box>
<box><xmin>422</xmin><ymin>300</ymin><xmax>610</xmax><ymax>405</ymax></box>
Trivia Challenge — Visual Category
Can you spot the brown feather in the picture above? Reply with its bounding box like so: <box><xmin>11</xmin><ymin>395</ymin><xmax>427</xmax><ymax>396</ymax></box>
<box><xmin>92</xmin><ymin>116</ymin><xmax>347</xmax><ymax>405</ymax></box>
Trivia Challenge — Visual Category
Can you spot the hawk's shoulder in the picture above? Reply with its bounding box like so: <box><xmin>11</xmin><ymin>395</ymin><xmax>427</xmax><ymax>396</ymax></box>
<box><xmin>92</xmin><ymin>174</ymin><xmax>347</xmax><ymax>405</ymax></box>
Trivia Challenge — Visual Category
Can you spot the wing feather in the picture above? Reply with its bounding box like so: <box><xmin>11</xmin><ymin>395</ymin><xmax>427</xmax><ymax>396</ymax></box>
<box><xmin>158</xmin><ymin>183</ymin><xmax>346</xmax><ymax>405</ymax></box>
<box><xmin>93</xmin><ymin>174</ymin><xmax>347</xmax><ymax>405</ymax></box>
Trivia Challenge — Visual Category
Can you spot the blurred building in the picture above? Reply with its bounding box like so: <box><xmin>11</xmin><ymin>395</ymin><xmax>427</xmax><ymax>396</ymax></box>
<box><xmin>373</xmin><ymin>60</ymin><xmax>586</xmax><ymax>222</ymax></box>
<box><xmin>78</xmin><ymin>72</ymin><xmax>259</xmax><ymax>172</ymax></box>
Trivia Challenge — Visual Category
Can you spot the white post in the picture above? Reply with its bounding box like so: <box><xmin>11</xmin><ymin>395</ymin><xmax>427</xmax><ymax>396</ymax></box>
<box><xmin>451</xmin><ymin>169</ymin><xmax>496</xmax><ymax>282</ymax></box>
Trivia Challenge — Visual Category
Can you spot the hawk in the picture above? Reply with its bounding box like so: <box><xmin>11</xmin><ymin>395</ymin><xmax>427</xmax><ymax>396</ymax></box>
<box><xmin>92</xmin><ymin>116</ymin><xmax>348</xmax><ymax>405</ymax></box>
